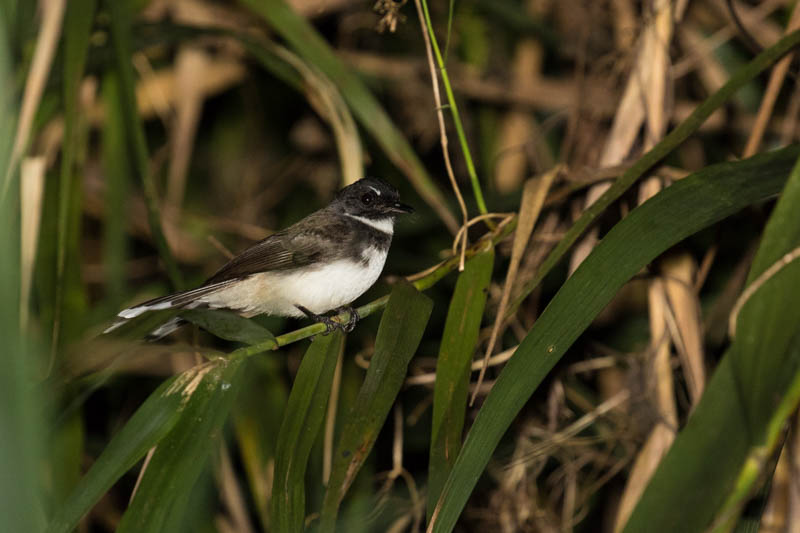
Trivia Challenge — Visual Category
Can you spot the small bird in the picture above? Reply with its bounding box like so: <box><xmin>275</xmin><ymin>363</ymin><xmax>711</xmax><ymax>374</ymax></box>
<box><xmin>105</xmin><ymin>177</ymin><xmax>413</xmax><ymax>338</ymax></box>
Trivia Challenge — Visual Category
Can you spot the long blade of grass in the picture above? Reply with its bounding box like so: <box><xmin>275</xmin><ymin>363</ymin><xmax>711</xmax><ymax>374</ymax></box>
<box><xmin>117</xmin><ymin>357</ymin><xmax>244</xmax><ymax>533</ymax></box>
<box><xmin>271</xmin><ymin>331</ymin><xmax>344</xmax><ymax>532</ymax></box>
<box><xmin>45</xmin><ymin>364</ymin><xmax>225</xmax><ymax>533</ymax></box>
<box><xmin>427</xmin><ymin>145</ymin><xmax>800</xmax><ymax>533</ymax></box>
<box><xmin>621</xmin><ymin>152</ymin><xmax>800</xmax><ymax>533</ymax></box>
<box><xmin>505</xmin><ymin>28</ymin><xmax>800</xmax><ymax>319</ymax></box>
<box><xmin>320</xmin><ymin>282</ymin><xmax>433</xmax><ymax>530</ymax></box>
<box><xmin>427</xmin><ymin>248</ymin><xmax>494</xmax><ymax>517</ymax></box>
<box><xmin>0</xmin><ymin>17</ymin><xmax>44</xmax><ymax>533</ymax></box>
<box><xmin>237</xmin><ymin>0</ymin><xmax>459</xmax><ymax>233</ymax></box>
<box><xmin>51</xmin><ymin>0</ymin><xmax>95</xmax><ymax>352</ymax></box>
<box><xmin>105</xmin><ymin>0</ymin><xmax>183</xmax><ymax>289</ymax></box>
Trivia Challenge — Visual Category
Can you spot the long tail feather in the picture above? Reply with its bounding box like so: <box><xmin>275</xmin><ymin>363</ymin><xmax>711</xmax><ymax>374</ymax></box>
<box><xmin>145</xmin><ymin>317</ymin><xmax>187</xmax><ymax>340</ymax></box>
<box><xmin>103</xmin><ymin>280</ymin><xmax>237</xmax><ymax>336</ymax></box>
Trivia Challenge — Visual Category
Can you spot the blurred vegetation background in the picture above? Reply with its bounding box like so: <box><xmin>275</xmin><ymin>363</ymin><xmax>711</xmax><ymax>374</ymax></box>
<box><xmin>4</xmin><ymin>0</ymin><xmax>800</xmax><ymax>531</ymax></box>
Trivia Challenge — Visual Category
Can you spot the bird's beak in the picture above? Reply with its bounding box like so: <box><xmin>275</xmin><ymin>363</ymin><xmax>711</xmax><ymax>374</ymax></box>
<box><xmin>388</xmin><ymin>201</ymin><xmax>414</xmax><ymax>214</ymax></box>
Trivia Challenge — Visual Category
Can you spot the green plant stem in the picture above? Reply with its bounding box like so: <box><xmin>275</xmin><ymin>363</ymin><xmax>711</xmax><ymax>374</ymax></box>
<box><xmin>419</xmin><ymin>0</ymin><xmax>488</xmax><ymax>216</ymax></box>
<box><xmin>505</xmin><ymin>28</ymin><xmax>800</xmax><ymax>320</ymax></box>
<box><xmin>228</xmin><ymin>218</ymin><xmax>515</xmax><ymax>362</ymax></box>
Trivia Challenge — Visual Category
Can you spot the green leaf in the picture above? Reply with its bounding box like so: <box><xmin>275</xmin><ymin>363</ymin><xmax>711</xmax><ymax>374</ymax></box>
<box><xmin>182</xmin><ymin>309</ymin><xmax>277</xmax><ymax>346</ymax></box>
<box><xmin>117</xmin><ymin>357</ymin><xmax>244</xmax><ymax>533</ymax></box>
<box><xmin>320</xmin><ymin>282</ymin><xmax>434</xmax><ymax>530</ymax></box>
<box><xmin>622</xmin><ymin>153</ymin><xmax>800</xmax><ymax>532</ymax></box>
<box><xmin>238</xmin><ymin>0</ymin><xmax>459</xmax><ymax>232</ymax></box>
<box><xmin>0</xmin><ymin>35</ymin><xmax>42</xmax><ymax>533</ymax></box>
<box><xmin>271</xmin><ymin>331</ymin><xmax>343</xmax><ymax>533</ymax></box>
<box><xmin>0</xmin><ymin>18</ymin><xmax>41</xmax><ymax>531</ymax></box>
<box><xmin>428</xmin><ymin>145</ymin><xmax>800</xmax><ymax>533</ymax></box>
<box><xmin>428</xmin><ymin>249</ymin><xmax>493</xmax><ymax>516</ymax></box>
<box><xmin>46</xmin><ymin>370</ymin><xmax>201</xmax><ymax>533</ymax></box>
<box><xmin>735</xmin><ymin>155</ymin><xmax>800</xmax><ymax>425</ymax></box>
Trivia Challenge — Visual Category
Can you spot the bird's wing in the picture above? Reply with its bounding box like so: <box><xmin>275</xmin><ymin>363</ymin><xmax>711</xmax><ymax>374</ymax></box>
<box><xmin>203</xmin><ymin>213</ymin><xmax>349</xmax><ymax>285</ymax></box>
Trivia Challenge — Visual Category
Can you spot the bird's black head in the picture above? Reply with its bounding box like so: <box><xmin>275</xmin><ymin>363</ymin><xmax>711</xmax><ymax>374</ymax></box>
<box><xmin>332</xmin><ymin>177</ymin><xmax>414</xmax><ymax>219</ymax></box>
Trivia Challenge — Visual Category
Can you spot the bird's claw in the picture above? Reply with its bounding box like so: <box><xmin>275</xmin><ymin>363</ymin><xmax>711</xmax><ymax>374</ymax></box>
<box><xmin>319</xmin><ymin>315</ymin><xmax>339</xmax><ymax>335</ymax></box>
<box><xmin>296</xmin><ymin>305</ymin><xmax>359</xmax><ymax>335</ymax></box>
<box><xmin>336</xmin><ymin>306</ymin><xmax>360</xmax><ymax>333</ymax></box>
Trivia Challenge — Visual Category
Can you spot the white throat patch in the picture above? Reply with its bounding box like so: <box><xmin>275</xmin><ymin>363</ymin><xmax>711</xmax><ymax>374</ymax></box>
<box><xmin>345</xmin><ymin>214</ymin><xmax>394</xmax><ymax>235</ymax></box>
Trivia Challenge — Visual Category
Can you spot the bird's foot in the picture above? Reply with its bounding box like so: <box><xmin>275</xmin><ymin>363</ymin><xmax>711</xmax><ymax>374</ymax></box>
<box><xmin>335</xmin><ymin>306</ymin><xmax>360</xmax><ymax>333</ymax></box>
<box><xmin>296</xmin><ymin>305</ymin><xmax>343</xmax><ymax>335</ymax></box>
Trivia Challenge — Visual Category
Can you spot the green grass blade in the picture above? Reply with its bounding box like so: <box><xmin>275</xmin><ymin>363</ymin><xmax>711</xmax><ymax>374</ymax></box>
<box><xmin>621</xmin><ymin>152</ymin><xmax>800</xmax><ymax>533</ymax></box>
<box><xmin>320</xmin><ymin>282</ymin><xmax>434</xmax><ymax>530</ymax></box>
<box><xmin>105</xmin><ymin>0</ymin><xmax>183</xmax><ymax>289</ymax></box>
<box><xmin>182</xmin><ymin>309</ymin><xmax>277</xmax><ymax>345</ymax></box>
<box><xmin>427</xmin><ymin>248</ymin><xmax>494</xmax><ymax>516</ymax></box>
<box><xmin>507</xmin><ymin>28</ymin><xmax>800</xmax><ymax>318</ymax></box>
<box><xmin>0</xmin><ymin>205</ymin><xmax>42</xmax><ymax>532</ymax></box>
<box><xmin>0</xmin><ymin>17</ymin><xmax>43</xmax><ymax>532</ymax></box>
<box><xmin>100</xmin><ymin>71</ymin><xmax>131</xmax><ymax>309</ymax></box>
<box><xmin>117</xmin><ymin>357</ymin><xmax>244</xmax><ymax>533</ymax></box>
<box><xmin>271</xmin><ymin>331</ymin><xmax>343</xmax><ymax>532</ymax></box>
<box><xmin>48</xmin><ymin>0</ymin><xmax>95</xmax><ymax>355</ymax></box>
<box><xmin>238</xmin><ymin>0</ymin><xmax>459</xmax><ymax>233</ymax></box>
<box><xmin>428</xmin><ymin>146</ymin><xmax>800</xmax><ymax>532</ymax></box>
<box><xmin>46</xmin><ymin>370</ymin><xmax>208</xmax><ymax>533</ymax></box>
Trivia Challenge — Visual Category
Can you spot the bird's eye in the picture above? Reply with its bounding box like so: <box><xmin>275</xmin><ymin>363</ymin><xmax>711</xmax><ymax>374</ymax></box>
<box><xmin>361</xmin><ymin>193</ymin><xmax>374</xmax><ymax>205</ymax></box>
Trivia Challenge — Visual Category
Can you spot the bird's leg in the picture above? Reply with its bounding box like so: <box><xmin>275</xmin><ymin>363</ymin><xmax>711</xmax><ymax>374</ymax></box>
<box><xmin>296</xmin><ymin>305</ymin><xmax>339</xmax><ymax>334</ymax></box>
<box><xmin>335</xmin><ymin>306</ymin><xmax>360</xmax><ymax>333</ymax></box>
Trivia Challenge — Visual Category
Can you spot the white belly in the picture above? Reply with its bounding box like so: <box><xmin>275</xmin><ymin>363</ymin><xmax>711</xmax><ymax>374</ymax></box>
<box><xmin>198</xmin><ymin>248</ymin><xmax>388</xmax><ymax>317</ymax></box>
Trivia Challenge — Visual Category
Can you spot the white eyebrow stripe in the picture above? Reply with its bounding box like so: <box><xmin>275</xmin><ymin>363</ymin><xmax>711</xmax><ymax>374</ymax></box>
<box><xmin>368</xmin><ymin>186</ymin><xmax>381</xmax><ymax>196</ymax></box>
<box><xmin>345</xmin><ymin>214</ymin><xmax>394</xmax><ymax>235</ymax></box>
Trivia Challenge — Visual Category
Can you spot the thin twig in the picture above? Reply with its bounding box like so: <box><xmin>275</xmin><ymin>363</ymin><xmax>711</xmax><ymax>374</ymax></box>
<box><xmin>729</xmin><ymin>246</ymin><xmax>800</xmax><ymax>337</ymax></box>
<box><xmin>415</xmin><ymin>0</ymin><xmax>489</xmax><ymax>217</ymax></box>
<box><xmin>130</xmin><ymin>446</ymin><xmax>156</xmax><ymax>503</ymax></box>
<box><xmin>323</xmin><ymin>348</ymin><xmax>343</xmax><ymax>485</ymax></box>
<box><xmin>404</xmin><ymin>345</ymin><xmax>518</xmax><ymax>386</ymax></box>
<box><xmin>742</xmin><ymin>2</ymin><xmax>800</xmax><ymax>157</ymax></box>
<box><xmin>450</xmin><ymin>213</ymin><xmax>515</xmax><ymax>256</ymax></box>
<box><xmin>413</xmin><ymin>0</ymin><xmax>469</xmax><ymax>270</ymax></box>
